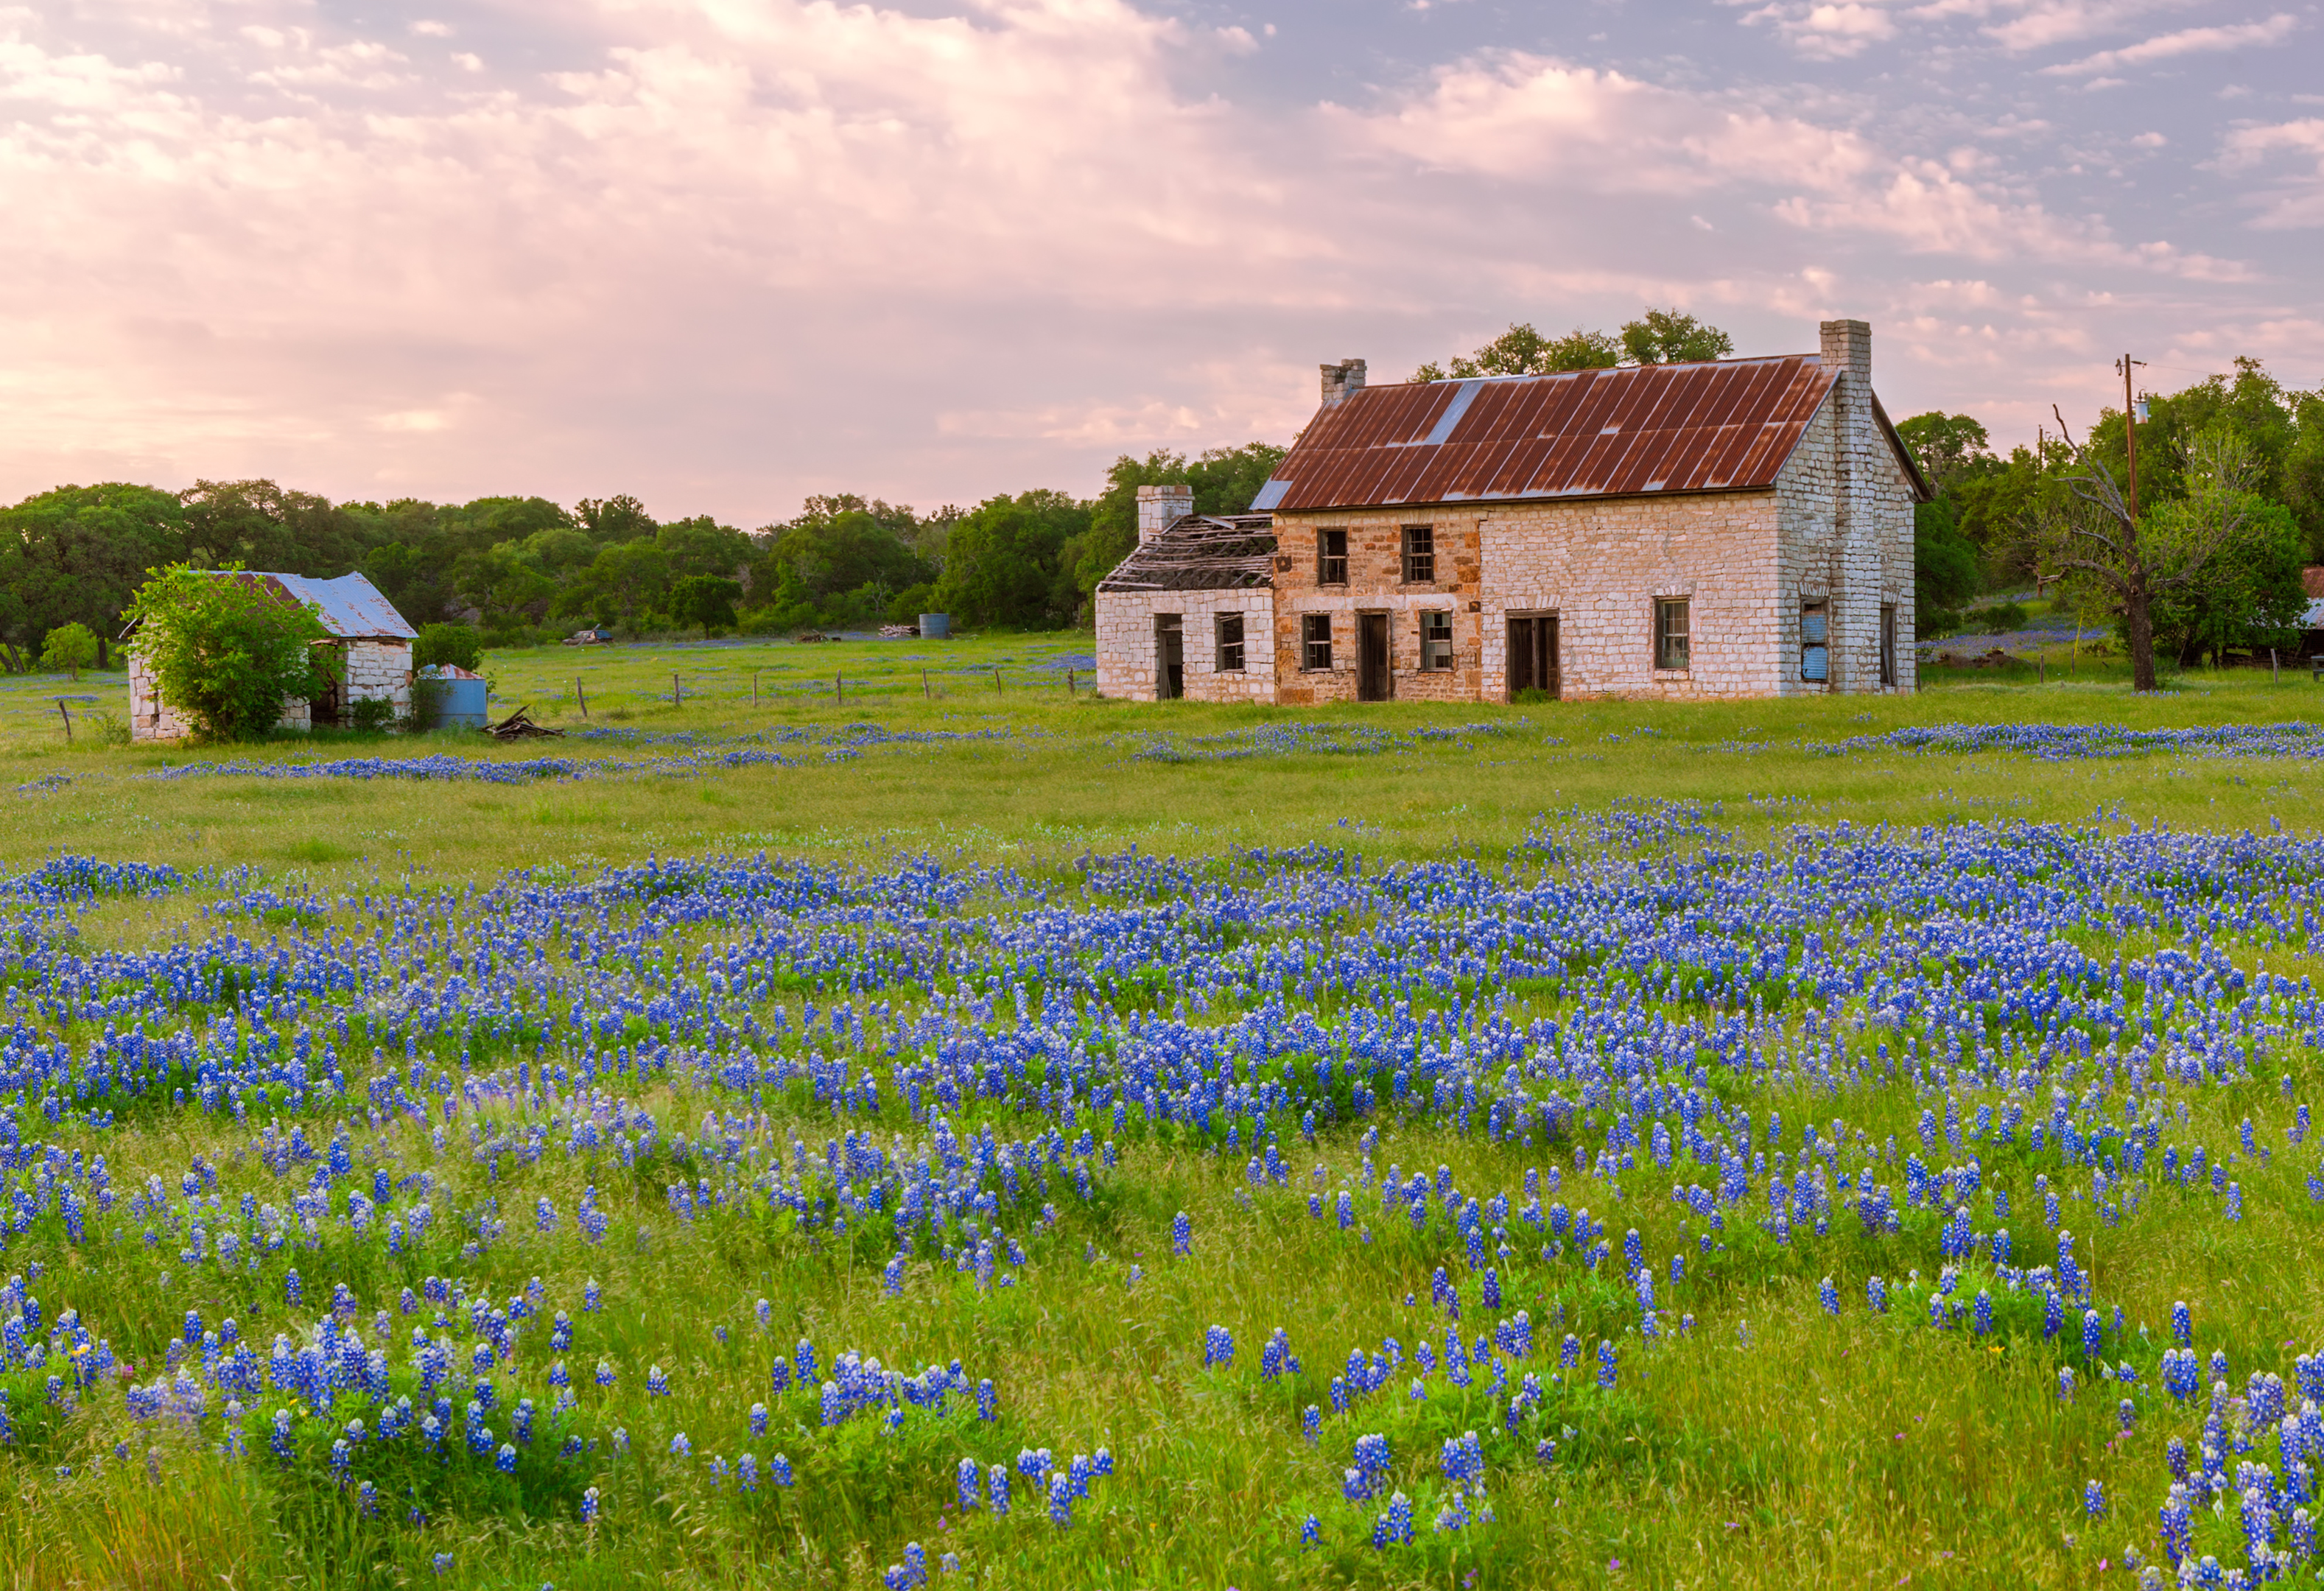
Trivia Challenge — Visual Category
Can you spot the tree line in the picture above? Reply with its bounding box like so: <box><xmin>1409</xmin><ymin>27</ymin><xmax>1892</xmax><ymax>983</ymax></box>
<box><xmin>1900</xmin><ymin>355</ymin><xmax>2324</xmax><ymax>667</ymax></box>
<box><xmin>0</xmin><ymin>445</ymin><xmax>1285</xmax><ymax>667</ymax></box>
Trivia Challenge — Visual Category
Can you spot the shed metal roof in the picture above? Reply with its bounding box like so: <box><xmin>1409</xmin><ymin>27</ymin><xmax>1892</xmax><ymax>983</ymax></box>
<box><xmin>259</xmin><ymin>572</ymin><xmax>418</xmax><ymax>639</ymax></box>
<box><xmin>1250</xmin><ymin>354</ymin><xmax>1932</xmax><ymax>513</ymax></box>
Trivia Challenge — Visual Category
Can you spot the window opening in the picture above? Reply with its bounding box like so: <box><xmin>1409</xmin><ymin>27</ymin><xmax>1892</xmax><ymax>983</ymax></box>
<box><xmin>1401</xmin><ymin>525</ymin><xmax>1436</xmax><ymax>584</ymax></box>
<box><xmin>1216</xmin><ymin>612</ymin><xmax>1246</xmax><ymax>673</ymax></box>
<box><xmin>1654</xmin><ymin>598</ymin><xmax>1691</xmax><ymax>672</ymax></box>
<box><xmin>1317</xmin><ymin>530</ymin><xmax>1348</xmax><ymax>586</ymax></box>
<box><xmin>1302</xmin><ymin>614</ymin><xmax>1333</xmax><ymax>671</ymax></box>
<box><xmin>1419</xmin><ymin>611</ymin><xmax>1453</xmax><ymax>671</ymax></box>
<box><xmin>1800</xmin><ymin>600</ymin><xmax>1828</xmax><ymax>684</ymax></box>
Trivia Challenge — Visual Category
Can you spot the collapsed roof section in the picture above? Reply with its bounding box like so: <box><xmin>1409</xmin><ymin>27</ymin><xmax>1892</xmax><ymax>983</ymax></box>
<box><xmin>1095</xmin><ymin>514</ymin><xmax>1278</xmax><ymax>594</ymax></box>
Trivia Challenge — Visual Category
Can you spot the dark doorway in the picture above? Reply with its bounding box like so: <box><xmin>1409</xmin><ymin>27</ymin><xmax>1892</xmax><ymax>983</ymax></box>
<box><xmin>1358</xmin><ymin>612</ymin><xmax>1390</xmax><ymax>700</ymax></box>
<box><xmin>1155</xmin><ymin>614</ymin><xmax>1184</xmax><ymax>700</ymax></box>
<box><xmin>1507</xmin><ymin>614</ymin><xmax>1559</xmax><ymax>700</ymax></box>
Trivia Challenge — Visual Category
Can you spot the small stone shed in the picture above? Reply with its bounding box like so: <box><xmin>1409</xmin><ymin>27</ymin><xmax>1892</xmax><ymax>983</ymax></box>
<box><xmin>1095</xmin><ymin>319</ymin><xmax>1933</xmax><ymax>703</ymax></box>
<box><xmin>127</xmin><ymin>571</ymin><xmax>418</xmax><ymax>742</ymax></box>
<box><xmin>1093</xmin><ymin>486</ymin><xmax>1279</xmax><ymax>702</ymax></box>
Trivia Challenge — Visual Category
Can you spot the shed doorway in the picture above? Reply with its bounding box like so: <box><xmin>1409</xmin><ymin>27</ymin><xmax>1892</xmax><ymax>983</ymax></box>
<box><xmin>1357</xmin><ymin>613</ymin><xmax>1390</xmax><ymax>700</ymax></box>
<box><xmin>1154</xmin><ymin>614</ymin><xmax>1184</xmax><ymax>700</ymax></box>
<box><xmin>1507</xmin><ymin>614</ymin><xmax>1559</xmax><ymax>700</ymax></box>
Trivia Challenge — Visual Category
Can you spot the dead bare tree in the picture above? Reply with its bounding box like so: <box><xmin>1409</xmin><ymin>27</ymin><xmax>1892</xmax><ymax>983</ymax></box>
<box><xmin>2026</xmin><ymin>416</ymin><xmax>2264</xmax><ymax>692</ymax></box>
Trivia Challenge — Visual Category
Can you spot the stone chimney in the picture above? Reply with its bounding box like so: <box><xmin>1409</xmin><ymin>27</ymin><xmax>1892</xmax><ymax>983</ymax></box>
<box><xmin>1819</xmin><ymin>319</ymin><xmax>1872</xmax><ymax>384</ymax></box>
<box><xmin>1137</xmin><ymin>482</ymin><xmax>1194</xmax><ymax>544</ymax></box>
<box><xmin>1319</xmin><ymin>358</ymin><xmax>1367</xmax><ymax>409</ymax></box>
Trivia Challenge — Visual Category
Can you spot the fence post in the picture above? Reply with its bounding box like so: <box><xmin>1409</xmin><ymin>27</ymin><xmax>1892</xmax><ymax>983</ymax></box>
<box><xmin>1067</xmin><ymin>668</ymin><xmax>1075</xmax><ymax>696</ymax></box>
<box><xmin>753</xmin><ymin>670</ymin><xmax>760</xmax><ymax>705</ymax></box>
<box><xmin>57</xmin><ymin>700</ymin><xmax>71</xmax><ymax>742</ymax></box>
<box><xmin>993</xmin><ymin>666</ymin><xmax>1001</xmax><ymax>694</ymax></box>
<box><xmin>673</xmin><ymin>672</ymin><xmax>681</xmax><ymax>707</ymax></box>
<box><xmin>577</xmin><ymin>678</ymin><xmax>588</xmax><ymax>718</ymax></box>
<box><xmin>836</xmin><ymin>674</ymin><xmax>843</xmax><ymax>706</ymax></box>
<box><xmin>2272</xmin><ymin>647</ymin><xmax>2280</xmax><ymax>684</ymax></box>
<box><xmin>922</xmin><ymin>669</ymin><xmax>930</xmax><ymax>700</ymax></box>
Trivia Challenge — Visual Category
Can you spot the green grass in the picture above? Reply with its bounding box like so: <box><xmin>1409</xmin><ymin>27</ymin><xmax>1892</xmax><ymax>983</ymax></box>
<box><xmin>4</xmin><ymin>633</ymin><xmax>2324</xmax><ymax>1588</ymax></box>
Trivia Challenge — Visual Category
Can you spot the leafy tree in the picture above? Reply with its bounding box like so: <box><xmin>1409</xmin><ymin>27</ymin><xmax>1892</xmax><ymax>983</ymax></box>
<box><xmin>672</xmin><ymin>575</ymin><xmax>743</xmax><ymax>638</ymax></box>
<box><xmin>574</xmin><ymin>495</ymin><xmax>657</xmax><ymax>542</ymax></box>
<box><xmin>40</xmin><ymin>622</ymin><xmax>99</xmax><ymax>679</ymax></box>
<box><xmin>558</xmin><ymin>541</ymin><xmax>673</xmax><ymax>628</ymax></box>
<box><xmin>1413</xmin><ymin>326</ymin><xmax>1619</xmax><ymax>382</ymax></box>
<box><xmin>1913</xmin><ymin>498</ymin><xmax>1981</xmax><ymax>631</ymax></box>
<box><xmin>656</xmin><ymin>517</ymin><xmax>755</xmax><ymax>581</ymax></box>
<box><xmin>452</xmin><ymin>542</ymin><xmax>555</xmax><ymax>632</ymax></box>
<box><xmin>0</xmin><ymin>482</ymin><xmax>186</xmax><ymax>670</ymax></box>
<box><xmin>1895</xmin><ymin>412</ymin><xmax>1998</xmax><ymax>493</ymax></box>
<box><xmin>1413</xmin><ymin>309</ymin><xmax>1731</xmax><ymax>382</ymax></box>
<box><xmin>934</xmin><ymin>491</ymin><xmax>1090</xmax><ymax>628</ymax></box>
<box><xmin>748</xmin><ymin>497</ymin><xmax>935</xmax><ymax>622</ymax></box>
<box><xmin>2028</xmin><ymin>428</ymin><xmax>2278</xmax><ymax>691</ymax></box>
<box><xmin>122</xmin><ymin>565</ymin><xmax>331</xmax><ymax>741</ymax></box>
<box><xmin>412</xmin><ymin>622</ymin><xmax>483</xmax><ymax>672</ymax></box>
<box><xmin>178</xmin><ymin>480</ymin><xmax>369</xmax><ymax>575</ymax></box>
<box><xmin>1617</xmin><ymin>309</ymin><xmax>1734</xmax><ymax>366</ymax></box>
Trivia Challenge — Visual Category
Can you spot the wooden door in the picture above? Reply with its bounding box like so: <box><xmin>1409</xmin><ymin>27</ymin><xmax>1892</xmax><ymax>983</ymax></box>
<box><xmin>1155</xmin><ymin>616</ymin><xmax>1184</xmax><ymax>700</ymax></box>
<box><xmin>1507</xmin><ymin>615</ymin><xmax>1560</xmax><ymax>700</ymax></box>
<box><xmin>1358</xmin><ymin>613</ymin><xmax>1389</xmax><ymax>700</ymax></box>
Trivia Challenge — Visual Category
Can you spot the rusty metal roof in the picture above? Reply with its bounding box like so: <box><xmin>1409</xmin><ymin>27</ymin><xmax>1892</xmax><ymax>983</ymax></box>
<box><xmin>256</xmin><ymin>572</ymin><xmax>418</xmax><ymax>639</ymax></box>
<box><xmin>1250</xmin><ymin>354</ymin><xmax>1931</xmax><ymax>513</ymax></box>
<box><xmin>1096</xmin><ymin>515</ymin><xmax>1277</xmax><ymax>594</ymax></box>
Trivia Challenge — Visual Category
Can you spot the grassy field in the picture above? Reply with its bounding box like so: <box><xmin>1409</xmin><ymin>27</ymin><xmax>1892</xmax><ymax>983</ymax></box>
<box><xmin>6</xmin><ymin>634</ymin><xmax>2324</xmax><ymax>1590</ymax></box>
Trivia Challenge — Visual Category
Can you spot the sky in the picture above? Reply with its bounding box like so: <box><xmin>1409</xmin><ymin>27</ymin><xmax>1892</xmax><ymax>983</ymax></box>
<box><xmin>1</xmin><ymin>0</ymin><xmax>2320</xmax><ymax>527</ymax></box>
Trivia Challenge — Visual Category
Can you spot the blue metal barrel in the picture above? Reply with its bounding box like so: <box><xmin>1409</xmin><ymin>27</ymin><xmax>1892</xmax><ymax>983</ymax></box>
<box><xmin>433</xmin><ymin>675</ymin><xmax>489</xmax><ymax>728</ymax></box>
<box><xmin>918</xmin><ymin>613</ymin><xmax>951</xmax><ymax>639</ymax></box>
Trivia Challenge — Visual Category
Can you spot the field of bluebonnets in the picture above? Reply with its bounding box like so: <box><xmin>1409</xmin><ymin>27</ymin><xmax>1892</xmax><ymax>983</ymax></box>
<box><xmin>13</xmin><ymin>635</ymin><xmax>2324</xmax><ymax>1590</ymax></box>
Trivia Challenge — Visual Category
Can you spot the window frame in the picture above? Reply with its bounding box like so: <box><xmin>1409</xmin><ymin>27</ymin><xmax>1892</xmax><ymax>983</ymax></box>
<box><xmin>1316</xmin><ymin>530</ymin><xmax>1349</xmax><ymax>586</ymax></box>
<box><xmin>1879</xmin><ymin>603</ymin><xmax>1898</xmax><ymax>686</ymax></box>
<box><xmin>1301</xmin><ymin>613</ymin><xmax>1333</xmax><ymax>672</ymax></box>
<box><xmin>1419</xmin><ymin>609</ymin><xmax>1453</xmax><ymax>672</ymax></box>
<box><xmin>1654</xmin><ymin>597</ymin><xmax>1691</xmax><ymax>673</ymax></box>
<box><xmin>1800</xmin><ymin>599</ymin><xmax>1829</xmax><ymax>684</ymax></box>
<box><xmin>1215</xmin><ymin>611</ymin><xmax>1246</xmax><ymax>673</ymax></box>
<box><xmin>1400</xmin><ymin>524</ymin><xmax>1436</xmax><ymax>585</ymax></box>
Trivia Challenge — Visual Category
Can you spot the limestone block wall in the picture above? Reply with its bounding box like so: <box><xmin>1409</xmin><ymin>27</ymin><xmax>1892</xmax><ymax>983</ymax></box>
<box><xmin>1268</xmin><ymin>514</ymin><xmax>1481</xmax><ymax>705</ymax></box>
<box><xmin>1772</xmin><ymin>366</ymin><xmax>1917</xmax><ymax>695</ymax></box>
<box><xmin>1471</xmin><ymin>491</ymin><xmax>1786</xmax><ymax>700</ymax></box>
<box><xmin>341</xmin><ymin>640</ymin><xmax>414</xmax><ymax>716</ymax></box>
<box><xmin>1094</xmin><ymin>589</ymin><xmax>1277</xmax><ymax>702</ymax></box>
<box><xmin>127</xmin><ymin>639</ymin><xmax>413</xmax><ymax>741</ymax></box>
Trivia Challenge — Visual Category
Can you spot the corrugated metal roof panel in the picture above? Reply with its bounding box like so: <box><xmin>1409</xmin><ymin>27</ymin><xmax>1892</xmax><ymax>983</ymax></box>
<box><xmin>1257</xmin><ymin>354</ymin><xmax>1867</xmax><ymax>513</ymax></box>
<box><xmin>259</xmin><ymin>572</ymin><xmax>418</xmax><ymax>640</ymax></box>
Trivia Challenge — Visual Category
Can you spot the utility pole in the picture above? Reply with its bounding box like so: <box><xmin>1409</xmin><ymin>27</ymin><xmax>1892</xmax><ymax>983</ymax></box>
<box><xmin>2118</xmin><ymin>354</ymin><xmax>2147</xmax><ymax>520</ymax></box>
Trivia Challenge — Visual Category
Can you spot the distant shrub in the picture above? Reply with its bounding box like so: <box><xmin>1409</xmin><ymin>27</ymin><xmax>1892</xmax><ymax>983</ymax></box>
<box><xmin>348</xmin><ymin>697</ymin><xmax>397</xmax><ymax>734</ymax></box>
<box><xmin>414</xmin><ymin>623</ymin><xmax>484</xmax><ymax>672</ymax></box>
<box><xmin>1965</xmin><ymin>600</ymin><xmax>2029</xmax><ymax>633</ymax></box>
<box><xmin>40</xmin><ymin>622</ymin><xmax>99</xmax><ymax>679</ymax></box>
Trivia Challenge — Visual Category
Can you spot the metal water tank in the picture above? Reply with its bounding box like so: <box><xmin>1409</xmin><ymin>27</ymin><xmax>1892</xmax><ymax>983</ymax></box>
<box><xmin>918</xmin><ymin>613</ymin><xmax>952</xmax><ymax>639</ymax></box>
<box><xmin>421</xmin><ymin>667</ymin><xmax>489</xmax><ymax>729</ymax></box>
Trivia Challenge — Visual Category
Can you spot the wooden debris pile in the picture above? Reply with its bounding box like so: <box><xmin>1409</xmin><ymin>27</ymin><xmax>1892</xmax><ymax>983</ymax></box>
<box><xmin>485</xmin><ymin>706</ymin><xmax>564</xmax><ymax>740</ymax></box>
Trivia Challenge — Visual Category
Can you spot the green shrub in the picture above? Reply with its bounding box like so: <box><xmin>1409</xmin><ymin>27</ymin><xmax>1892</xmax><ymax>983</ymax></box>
<box><xmin>40</xmin><ymin>622</ymin><xmax>100</xmax><ymax>679</ymax></box>
<box><xmin>413</xmin><ymin>622</ymin><xmax>483</xmax><ymax>672</ymax></box>
<box><xmin>121</xmin><ymin>564</ymin><xmax>331</xmax><ymax>742</ymax></box>
<box><xmin>1965</xmin><ymin>600</ymin><xmax>2029</xmax><ymax>632</ymax></box>
<box><xmin>887</xmin><ymin>583</ymin><xmax>939</xmax><ymax>625</ymax></box>
<box><xmin>348</xmin><ymin>696</ymin><xmax>397</xmax><ymax>733</ymax></box>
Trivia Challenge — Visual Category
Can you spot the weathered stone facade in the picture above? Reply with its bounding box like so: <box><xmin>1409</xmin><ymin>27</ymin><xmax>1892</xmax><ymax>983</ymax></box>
<box><xmin>129</xmin><ymin>639</ymin><xmax>413</xmax><ymax>741</ymax></box>
<box><xmin>126</xmin><ymin>571</ymin><xmax>420</xmax><ymax>741</ymax></box>
<box><xmin>1093</xmin><ymin>320</ymin><xmax>1925</xmax><ymax>704</ymax></box>
<box><xmin>1095</xmin><ymin>589</ymin><xmax>1278</xmax><ymax>703</ymax></box>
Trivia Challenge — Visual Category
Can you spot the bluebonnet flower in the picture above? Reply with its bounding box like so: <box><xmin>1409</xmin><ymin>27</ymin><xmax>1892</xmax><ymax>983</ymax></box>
<box><xmin>1867</xmin><ymin>1276</ymin><xmax>1887</xmax><ymax>1314</ymax></box>
<box><xmin>670</xmin><ymin>1433</ymin><xmax>691</xmax><ymax>1459</ymax></box>
<box><xmin>1302</xmin><ymin>1405</ymin><xmax>1320</xmax><ymax>1444</ymax></box>
<box><xmin>646</xmin><ymin>1365</ymin><xmax>670</xmax><ymax>1397</ymax></box>
<box><xmin>1047</xmin><ymin>1473</ymin><xmax>1072</xmax><ymax>1526</ymax></box>
<box><xmin>1203</xmin><ymin>1325</ymin><xmax>1234</xmax><ymax>1369</ymax></box>
<box><xmin>496</xmin><ymin>1442</ymin><xmax>518</xmax><ymax>1475</ymax></box>
<box><xmin>2173</xmin><ymin>1301</ymin><xmax>2193</xmax><ymax>1346</ymax></box>
<box><xmin>1818</xmin><ymin>1277</ymin><xmax>1838</xmax><ymax>1316</ymax></box>
<box><xmin>1172</xmin><ymin>1212</ymin><xmax>1191</xmax><ymax>1257</ymax></box>
<box><xmin>977</xmin><ymin>1379</ymin><xmax>997</xmax><ymax>1421</ymax></box>
<box><xmin>1300</xmin><ymin>1514</ymin><xmax>1320</xmax><ymax>1548</ymax></box>
<box><xmin>1597</xmin><ymin>1341</ymin><xmax>1617</xmax><ymax>1390</ymax></box>
<box><xmin>739</xmin><ymin>1453</ymin><xmax>759</xmax><ymax>1492</ymax></box>
<box><xmin>989</xmin><ymin>1464</ymin><xmax>1011</xmax><ymax>1515</ymax></box>
<box><xmin>770</xmin><ymin>1453</ymin><xmax>793</xmax><ymax>1486</ymax></box>
<box><xmin>958</xmin><ymin>1457</ymin><xmax>980</xmax><ymax>1510</ymax></box>
<box><xmin>2084</xmin><ymin>1480</ymin><xmax>2104</xmax><ymax>1518</ymax></box>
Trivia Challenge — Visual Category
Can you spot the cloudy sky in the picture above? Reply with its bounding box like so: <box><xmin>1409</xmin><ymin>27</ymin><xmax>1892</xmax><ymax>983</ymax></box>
<box><xmin>2</xmin><ymin>0</ymin><xmax>2319</xmax><ymax>524</ymax></box>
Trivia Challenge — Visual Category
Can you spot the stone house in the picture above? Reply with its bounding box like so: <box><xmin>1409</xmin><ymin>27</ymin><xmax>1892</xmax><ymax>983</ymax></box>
<box><xmin>127</xmin><ymin>571</ymin><xmax>418</xmax><ymax>741</ymax></box>
<box><xmin>1095</xmin><ymin>319</ymin><xmax>1931</xmax><ymax>703</ymax></box>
